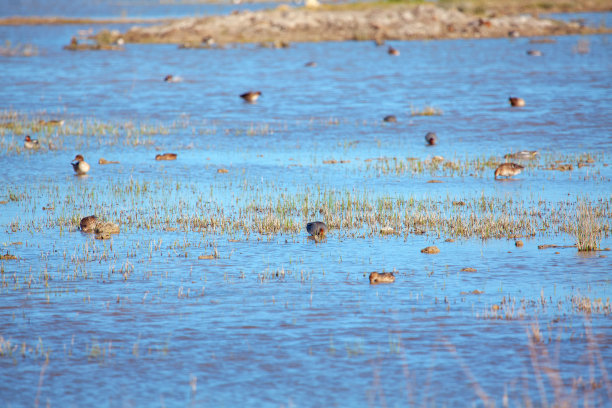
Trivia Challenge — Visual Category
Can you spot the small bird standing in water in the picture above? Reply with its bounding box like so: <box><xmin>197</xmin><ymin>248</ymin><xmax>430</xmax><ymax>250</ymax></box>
<box><xmin>71</xmin><ymin>154</ymin><xmax>90</xmax><ymax>175</ymax></box>
<box><xmin>494</xmin><ymin>163</ymin><xmax>524</xmax><ymax>179</ymax></box>
<box><xmin>509</xmin><ymin>97</ymin><xmax>525</xmax><ymax>107</ymax></box>
<box><xmin>240</xmin><ymin>91</ymin><xmax>261</xmax><ymax>103</ymax></box>
<box><xmin>425</xmin><ymin>132</ymin><xmax>437</xmax><ymax>146</ymax></box>
<box><xmin>24</xmin><ymin>135</ymin><xmax>40</xmax><ymax>149</ymax></box>
<box><xmin>388</xmin><ymin>46</ymin><xmax>400</xmax><ymax>56</ymax></box>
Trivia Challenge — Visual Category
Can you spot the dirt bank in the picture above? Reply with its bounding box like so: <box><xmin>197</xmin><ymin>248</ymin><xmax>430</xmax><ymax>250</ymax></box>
<box><xmin>113</xmin><ymin>3</ymin><xmax>609</xmax><ymax>46</ymax></box>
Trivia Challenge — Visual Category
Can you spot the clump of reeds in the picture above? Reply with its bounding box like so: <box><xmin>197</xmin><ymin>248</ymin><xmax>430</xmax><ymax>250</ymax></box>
<box><xmin>571</xmin><ymin>296</ymin><xmax>611</xmax><ymax>315</ymax></box>
<box><xmin>0</xmin><ymin>40</ymin><xmax>38</xmax><ymax>57</ymax></box>
<box><xmin>410</xmin><ymin>104</ymin><xmax>443</xmax><ymax>116</ymax></box>
<box><xmin>574</xmin><ymin>201</ymin><xmax>601</xmax><ymax>251</ymax></box>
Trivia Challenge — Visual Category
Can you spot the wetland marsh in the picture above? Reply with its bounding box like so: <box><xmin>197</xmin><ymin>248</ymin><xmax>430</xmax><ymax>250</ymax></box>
<box><xmin>0</xmin><ymin>2</ymin><xmax>611</xmax><ymax>407</ymax></box>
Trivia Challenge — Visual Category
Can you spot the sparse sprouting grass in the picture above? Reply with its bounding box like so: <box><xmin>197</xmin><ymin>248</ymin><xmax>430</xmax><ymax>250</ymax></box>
<box><xmin>358</xmin><ymin>151</ymin><xmax>607</xmax><ymax>178</ymax></box>
<box><xmin>0</xmin><ymin>40</ymin><xmax>38</xmax><ymax>57</ymax></box>
<box><xmin>0</xmin><ymin>110</ymin><xmax>171</xmax><ymax>153</ymax></box>
<box><xmin>3</xmin><ymin>177</ymin><xmax>610</xmax><ymax>241</ymax></box>
<box><xmin>574</xmin><ymin>201</ymin><xmax>602</xmax><ymax>251</ymax></box>
<box><xmin>410</xmin><ymin>104</ymin><xmax>443</xmax><ymax>116</ymax></box>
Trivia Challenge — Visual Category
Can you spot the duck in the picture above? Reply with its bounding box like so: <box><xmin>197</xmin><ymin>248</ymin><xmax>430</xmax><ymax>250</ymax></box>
<box><xmin>304</xmin><ymin>61</ymin><xmax>317</xmax><ymax>67</ymax></box>
<box><xmin>494</xmin><ymin>163</ymin><xmax>524</xmax><ymax>179</ymax></box>
<box><xmin>202</xmin><ymin>36</ymin><xmax>215</xmax><ymax>46</ymax></box>
<box><xmin>383</xmin><ymin>115</ymin><xmax>397</xmax><ymax>123</ymax></box>
<box><xmin>306</xmin><ymin>221</ymin><xmax>327</xmax><ymax>237</ymax></box>
<box><xmin>504</xmin><ymin>150</ymin><xmax>539</xmax><ymax>160</ymax></box>
<box><xmin>388</xmin><ymin>46</ymin><xmax>400</xmax><ymax>56</ymax></box>
<box><xmin>425</xmin><ymin>132</ymin><xmax>438</xmax><ymax>146</ymax></box>
<box><xmin>509</xmin><ymin>97</ymin><xmax>525</xmax><ymax>107</ymax></box>
<box><xmin>80</xmin><ymin>215</ymin><xmax>97</xmax><ymax>233</ymax></box>
<box><xmin>71</xmin><ymin>154</ymin><xmax>90</xmax><ymax>175</ymax></box>
<box><xmin>24</xmin><ymin>135</ymin><xmax>40</xmax><ymax>149</ymax></box>
<box><xmin>527</xmin><ymin>49</ymin><xmax>542</xmax><ymax>56</ymax></box>
<box><xmin>240</xmin><ymin>91</ymin><xmax>261</xmax><ymax>103</ymax></box>
<box><xmin>369</xmin><ymin>272</ymin><xmax>395</xmax><ymax>284</ymax></box>
<box><xmin>164</xmin><ymin>75</ymin><xmax>182</xmax><ymax>83</ymax></box>
<box><xmin>155</xmin><ymin>153</ymin><xmax>177</xmax><ymax>161</ymax></box>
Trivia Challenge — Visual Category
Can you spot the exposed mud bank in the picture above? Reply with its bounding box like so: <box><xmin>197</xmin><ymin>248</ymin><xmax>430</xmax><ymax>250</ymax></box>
<box><xmin>114</xmin><ymin>4</ymin><xmax>609</xmax><ymax>46</ymax></box>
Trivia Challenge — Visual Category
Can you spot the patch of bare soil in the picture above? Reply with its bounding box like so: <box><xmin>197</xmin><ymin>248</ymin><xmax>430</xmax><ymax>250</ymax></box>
<box><xmin>109</xmin><ymin>3</ymin><xmax>610</xmax><ymax>46</ymax></box>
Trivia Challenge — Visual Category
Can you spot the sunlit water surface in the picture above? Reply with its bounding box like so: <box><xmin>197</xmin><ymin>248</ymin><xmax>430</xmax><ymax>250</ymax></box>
<box><xmin>0</xmin><ymin>10</ymin><xmax>611</xmax><ymax>408</ymax></box>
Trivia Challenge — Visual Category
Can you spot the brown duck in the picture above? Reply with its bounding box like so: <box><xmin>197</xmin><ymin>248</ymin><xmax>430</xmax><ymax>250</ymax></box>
<box><xmin>494</xmin><ymin>163</ymin><xmax>524</xmax><ymax>179</ymax></box>
<box><xmin>240</xmin><ymin>91</ymin><xmax>261</xmax><ymax>103</ymax></box>
<box><xmin>509</xmin><ymin>97</ymin><xmax>525</xmax><ymax>107</ymax></box>
<box><xmin>80</xmin><ymin>215</ymin><xmax>97</xmax><ymax>233</ymax></box>
<box><xmin>369</xmin><ymin>272</ymin><xmax>395</xmax><ymax>284</ymax></box>
<box><xmin>425</xmin><ymin>132</ymin><xmax>437</xmax><ymax>146</ymax></box>
<box><xmin>388</xmin><ymin>46</ymin><xmax>399</xmax><ymax>56</ymax></box>
<box><xmin>155</xmin><ymin>153</ymin><xmax>177</xmax><ymax>161</ymax></box>
<box><xmin>306</xmin><ymin>221</ymin><xmax>327</xmax><ymax>237</ymax></box>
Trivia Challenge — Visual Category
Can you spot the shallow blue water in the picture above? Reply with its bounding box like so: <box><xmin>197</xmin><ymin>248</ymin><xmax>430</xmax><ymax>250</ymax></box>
<box><xmin>1</xmin><ymin>12</ymin><xmax>611</xmax><ymax>408</ymax></box>
<box><xmin>0</xmin><ymin>0</ymin><xmax>275</xmax><ymax>19</ymax></box>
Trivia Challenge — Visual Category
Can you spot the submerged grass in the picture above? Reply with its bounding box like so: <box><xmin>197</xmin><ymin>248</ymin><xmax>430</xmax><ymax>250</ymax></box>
<box><xmin>359</xmin><ymin>151</ymin><xmax>606</xmax><ymax>178</ymax></box>
<box><xmin>2</xmin><ymin>178</ymin><xmax>610</xmax><ymax>241</ymax></box>
<box><xmin>0</xmin><ymin>41</ymin><xmax>38</xmax><ymax>57</ymax></box>
<box><xmin>410</xmin><ymin>104</ymin><xmax>443</xmax><ymax>116</ymax></box>
<box><xmin>0</xmin><ymin>110</ymin><xmax>172</xmax><ymax>152</ymax></box>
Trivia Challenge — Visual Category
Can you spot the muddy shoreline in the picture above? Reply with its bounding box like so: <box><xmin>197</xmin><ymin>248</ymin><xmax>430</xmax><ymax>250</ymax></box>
<box><xmin>112</xmin><ymin>4</ymin><xmax>609</xmax><ymax>46</ymax></box>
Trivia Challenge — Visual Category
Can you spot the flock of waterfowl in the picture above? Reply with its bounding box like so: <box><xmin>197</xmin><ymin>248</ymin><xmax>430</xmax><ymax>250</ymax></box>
<box><xmin>22</xmin><ymin>85</ymin><xmax>531</xmax><ymax>254</ymax></box>
<box><xmin>295</xmin><ymin>83</ymin><xmax>531</xmax><ymax>284</ymax></box>
<box><xmin>19</xmin><ymin>41</ymin><xmax>535</xmax><ymax>284</ymax></box>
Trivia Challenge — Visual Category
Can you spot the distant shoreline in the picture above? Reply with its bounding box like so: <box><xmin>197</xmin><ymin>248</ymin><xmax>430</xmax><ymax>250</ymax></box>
<box><xmin>2</xmin><ymin>0</ymin><xmax>612</xmax><ymax>26</ymax></box>
<box><xmin>2</xmin><ymin>2</ymin><xmax>611</xmax><ymax>46</ymax></box>
<box><xmin>112</xmin><ymin>3</ymin><xmax>611</xmax><ymax>46</ymax></box>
